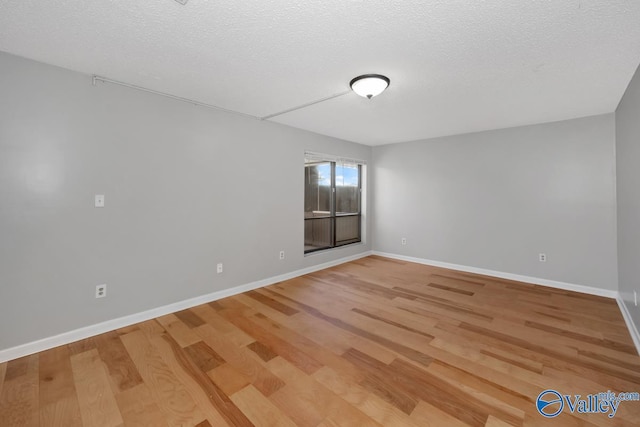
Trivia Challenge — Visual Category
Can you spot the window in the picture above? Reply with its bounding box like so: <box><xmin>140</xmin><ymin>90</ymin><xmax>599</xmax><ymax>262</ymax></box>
<box><xmin>304</xmin><ymin>153</ymin><xmax>363</xmax><ymax>254</ymax></box>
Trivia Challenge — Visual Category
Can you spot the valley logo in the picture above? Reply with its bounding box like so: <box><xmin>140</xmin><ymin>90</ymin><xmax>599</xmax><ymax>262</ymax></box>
<box><xmin>536</xmin><ymin>389</ymin><xmax>639</xmax><ymax>419</ymax></box>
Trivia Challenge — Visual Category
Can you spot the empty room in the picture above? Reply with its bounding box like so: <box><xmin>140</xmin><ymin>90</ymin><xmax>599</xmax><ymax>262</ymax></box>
<box><xmin>1</xmin><ymin>1</ymin><xmax>640</xmax><ymax>426</ymax></box>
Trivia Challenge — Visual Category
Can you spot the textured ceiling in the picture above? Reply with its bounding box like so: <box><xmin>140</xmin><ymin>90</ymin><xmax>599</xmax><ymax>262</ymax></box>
<box><xmin>1</xmin><ymin>0</ymin><xmax>640</xmax><ymax>145</ymax></box>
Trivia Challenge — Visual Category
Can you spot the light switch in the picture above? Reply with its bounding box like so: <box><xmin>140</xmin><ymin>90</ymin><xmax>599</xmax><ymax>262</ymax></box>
<box><xmin>95</xmin><ymin>194</ymin><xmax>105</xmax><ymax>208</ymax></box>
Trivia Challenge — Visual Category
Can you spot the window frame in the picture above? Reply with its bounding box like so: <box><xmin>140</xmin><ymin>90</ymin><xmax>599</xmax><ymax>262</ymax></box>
<box><xmin>304</xmin><ymin>158</ymin><xmax>362</xmax><ymax>254</ymax></box>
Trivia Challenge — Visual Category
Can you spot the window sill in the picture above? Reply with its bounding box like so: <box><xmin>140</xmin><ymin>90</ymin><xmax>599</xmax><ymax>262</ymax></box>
<box><xmin>304</xmin><ymin>241</ymin><xmax>365</xmax><ymax>257</ymax></box>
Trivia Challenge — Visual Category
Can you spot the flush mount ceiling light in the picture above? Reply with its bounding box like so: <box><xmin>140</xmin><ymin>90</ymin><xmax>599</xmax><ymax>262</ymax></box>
<box><xmin>350</xmin><ymin>74</ymin><xmax>390</xmax><ymax>99</ymax></box>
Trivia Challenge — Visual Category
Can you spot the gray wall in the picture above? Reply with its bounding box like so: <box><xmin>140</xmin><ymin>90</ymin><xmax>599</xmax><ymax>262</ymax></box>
<box><xmin>0</xmin><ymin>52</ymin><xmax>371</xmax><ymax>351</ymax></box>
<box><xmin>372</xmin><ymin>114</ymin><xmax>618</xmax><ymax>290</ymax></box>
<box><xmin>616</xmin><ymin>62</ymin><xmax>640</xmax><ymax>331</ymax></box>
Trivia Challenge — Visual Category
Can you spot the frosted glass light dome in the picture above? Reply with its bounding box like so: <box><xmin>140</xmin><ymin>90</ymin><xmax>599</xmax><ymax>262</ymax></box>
<box><xmin>350</xmin><ymin>74</ymin><xmax>390</xmax><ymax>99</ymax></box>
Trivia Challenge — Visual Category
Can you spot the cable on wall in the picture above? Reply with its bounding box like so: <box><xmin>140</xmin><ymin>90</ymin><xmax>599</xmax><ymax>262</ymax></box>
<box><xmin>260</xmin><ymin>90</ymin><xmax>351</xmax><ymax>120</ymax></box>
<box><xmin>91</xmin><ymin>75</ymin><xmax>261</xmax><ymax>120</ymax></box>
<box><xmin>91</xmin><ymin>75</ymin><xmax>352</xmax><ymax>122</ymax></box>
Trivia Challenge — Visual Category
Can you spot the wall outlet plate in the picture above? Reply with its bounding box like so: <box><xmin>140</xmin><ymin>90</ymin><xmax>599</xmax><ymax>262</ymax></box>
<box><xmin>539</xmin><ymin>253</ymin><xmax>547</xmax><ymax>262</ymax></box>
<box><xmin>217</xmin><ymin>263</ymin><xmax>223</xmax><ymax>274</ymax></box>
<box><xmin>279</xmin><ymin>251</ymin><xmax>285</xmax><ymax>260</ymax></box>
<box><xmin>401</xmin><ymin>238</ymin><xmax>407</xmax><ymax>245</ymax></box>
<box><xmin>96</xmin><ymin>284</ymin><xmax>107</xmax><ymax>298</ymax></box>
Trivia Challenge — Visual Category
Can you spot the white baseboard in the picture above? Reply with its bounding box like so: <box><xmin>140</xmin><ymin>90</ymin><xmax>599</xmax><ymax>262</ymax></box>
<box><xmin>372</xmin><ymin>251</ymin><xmax>619</xmax><ymax>298</ymax></box>
<box><xmin>616</xmin><ymin>297</ymin><xmax>640</xmax><ymax>356</ymax></box>
<box><xmin>0</xmin><ymin>250</ymin><xmax>373</xmax><ymax>363</ymax></box>
<box><xmin>5</xmin><ymin>250</ymin><xmax>638</xmax><ymax>362</ymax></box>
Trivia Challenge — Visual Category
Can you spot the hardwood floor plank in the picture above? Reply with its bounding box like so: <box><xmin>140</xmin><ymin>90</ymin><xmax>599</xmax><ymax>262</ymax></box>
<box><xmin>189</xmin><ymin>303</ymin><xmax>221</xmax><ymax>321</ymax></box>
<box><xmin>247</xmin><ymin>341</ymin><xmax>279</xmax><ymax>363</ymax></box>
<box><xmin>136</xmin><ymin>318</ymin><xmax>167</xmax><ymax>336</ymax></box>
<box><xmin>1</xmin><ymin>377</ymin><xmax>39</xmax><ymax>427</ymax></box>
<box><xmin>434</xmin><ymin>320</ymin><xmax>640</xmax><ymax>399</ymax></box>
<box><xmin>311</xmin><ymin>366</ymin><xmax>370</xmax><ymax>408</ymax></box>
<box><xmin>195</xmin><ymin>323</ymin><xmax>286</xmax><ymax>397</ymax></box>
<box><xmin>66</xmin><ymin>337</ymin><xmax>96</xmax><ymax>356</ymax></box>
<box><xmin>233</xmin><ymin>293</ymin><xmax>296</xmax><ymax>326</ymax></box>
<box><xmin>161</xmin><ymin>333</ymin><xmax>254</xmax><ymax>426</ymax></box>
<box><xmin>351</xmin><ymin>307</ymin><xmax>435</xmax><ymax>339</ymax></box>
<box><xmin>459</xmin><ymin>322</ymin><xmax>640</xmax><ymax>385</ymax></box>
<box><xmin>425</xmin><ymin>361</ymin><xmax>526</xmax><ymax>425</ymax></box>
<box><xmin>115</xmin><ymin>324</ymin><xmax>140</xmax><ymax>335</ymax></box>
<box><xmin>120</xmin><ymin>330</ymin><xmax>207</xmax><ymax>427</ymax></box>
<box><xmin>312</xmin><ymin>366</ymin><xmax>419</xmax><ymax>427</ymax></box>
<box><xmin>264</xmin><ymin>292</ymin><xmax>397</xmax><ymax>363</ymax></box>
<box><xmin>431</xmin><ymin>273</ymin><xmax>486</xmax><ymax>287</ymax></box>
<box><xmin>114</xmin><ymin>383</ymin><xmax>169</xmax><ymax>427</ymax></box>
<box><xmin>93</xmin><ymin>330</ymin><xmax>143</xmax><ymax>393</ymax></box>
<box><xmin>191</xmin><ymin>304</ymin><xmax>238</xmax><ymax>334</ymax></box>
<box><xmin>174</xmin><ymin>308</ymin><xmax>206</xmax><ymax>329</ymax></box>
<box><xmin>225</xmin><ymin>328</ymin><xmax>258</xmax><ymax>348</ymax></box>
<box><xmin>426</xmin><ymin>338</ymin><xmax>545</xmax><ymax>396</ymax></box>
<box><xmin>138</xmin><ymin>326</ymin><xmax>234</xmax><ymax>427</ymax></box>
<box><xmin>577</xmin><ymin>349</ymin><xmax>640</xmax><ymax>372</ymax></box>
<box><xmin>428</xmin><ymin>281</ymin><xmax>476</xmax><ymax>295</ymax></box>
<box><xmin>208</xmin><ymin>300</ymin><xmax>225</xmax><ymax>311</ymax></box>
<box><xmin>395</xmin><ymin>287</ymin><xmax>494</xmax><ymax>322</ymax></box>
<box><xmin>484</xmin><ymin>414</ymin><xmax>516</xmax><ymax>427</ymax></box>
<box><xmin>156</xmin><ymin>313</ymin><xmax>201</xmax><ymax>348</ymax></box>
<box><xmin>244</xmin><ymin>290</ymin><xmax>299</xmax><ymax>316</ymax></box>
<box><xmin>38</xmin><ymin>346</ymin><xmax>77</xmax><ymax>407</ymax></box>
<box><xmin>268</xmin><ymin>382</ymin><xmax>325</xmax><ymax>426</ymax></box>
<box><xmin>249</xmin><ymin>311</ymin><xmax>366</xmax><ymax>384</ymax></box>
<box><xmin>39</xmin><ymin>396</ymin><xmax>83</xmax><ymax>427</ymax></box>
<box><xmin>2</xmin><ymin>255</ymin><xmax>639</xmax><ymax>426</ymax></box>
<box><xmin>4</xmin><ymin>356</ymin><xmax>30</xmax><ymax>381</ymax></box>
<box><xmin>267</xmin><ymin>356</ymin><xmax>376</xmax><ymax>427</ymax></box>
<box><xmin>0</xmin><ymin>355</ymin><xmax>38</xmax><ymax>427</ymax></box>
<box><xmin>524</xmin><ymin>320</ymin><xmax>638</xmax><ymax>354</ymax></box>
<box><xmin>479</xmin><ymin>349</ymin><xmax>544</xmax><ymax>374</ymax></box>
<box><xmin>308</xmin><ymin>272</ymin><xmax>417</xmax><ymax>300</ymax></box>
<box><xmin>0</xmin><ymin>362</ymin><xmax>6</xmax><ymax>397</ymax></box>
<box><xmin>38</xmin><ymin>346</ymin><xmax>82</xmax><ymax>426</ymax></box>
<box><xmin>141</xmin><ymin>333</ymin><xmax>229</xmax><ymax>426</ymax></box>
<box><xmin>410</xmin><ymin>400</ymin><xmax>473</xmax><ymax>427</ymax></box>
<box><xmin>230</xmin><ymin>384</ymin><xmax>297</xmax><ymax>427</ymax></box>
<box><xmin>266</xmin><ymin>288</ymin><xmax>434</xmax><ymax>367</ymax></box>
<box><xmin>217</xmin><ymin>306</ymin><xmax>324</xmax><ymax>375</ymax></box>
<box><xmin>341</xmin><ymin>349</ymin><xmax>417</xmax><ymax>414</ymax></box>
<box><xmin>184</xmin><ymin>341</ymin><xmax>226</xmax><ymax>372</ymax></box>
<box><xmin>386</xmin><ymin>357</ymin><xmax>501</xmax><ymax>426</ymax></box>
<box><xmin>208</xmin><ymin>363</ymin><xmax>252</xmax><ymax>397</ymax></box>
<box><xmin>70</xmin><ymin>349</ymin><xmax>123</xmax><ymax>427</ymax></box>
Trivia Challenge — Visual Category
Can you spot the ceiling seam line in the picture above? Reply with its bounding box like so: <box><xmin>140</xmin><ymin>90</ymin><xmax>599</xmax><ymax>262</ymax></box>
<box><xmin>91</xmin><ymin>75</ymin><xmax>261</xmax><ymax>120</ymax></box>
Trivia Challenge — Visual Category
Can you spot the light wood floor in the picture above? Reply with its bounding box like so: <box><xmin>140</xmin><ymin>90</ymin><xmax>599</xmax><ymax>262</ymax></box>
<box><xmin>1</xmin><ymin>255</ymin><xmax>639</xmax><ymax>426</ymax></box>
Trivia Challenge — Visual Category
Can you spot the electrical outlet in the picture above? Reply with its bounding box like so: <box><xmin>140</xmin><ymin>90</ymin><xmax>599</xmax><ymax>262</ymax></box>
<box><xmin>539</xmin><ymin>253</ymin><xmax>547</xmax><ymax>262</ymax></box>
<box><xmin>94</xmin><ymin>194</ymin><xmax>105</xmax><ymax>208</ymax></box>
<box><xmin>279</xmin><ymin>250</ymin><xmax>285</xmax><ymax>260</ymax></box>
<box><xmin>95</xmin><ymin>284</ymin><xmax>107</xmax><ymax>298</ymax></box>
<box><xmin>401</xmin><ymin>237</ymin><xmax>407</xmax><ymax>245</ymax></box>
<box><xmin>635</xmin><ymin>290</ymin><xmax>638</xmax><ymax>307</ymax></box>
<box><xmin>217</xmin><ymin>263</ymin><xmax>223</xmax><ymax>274</ymax></box>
